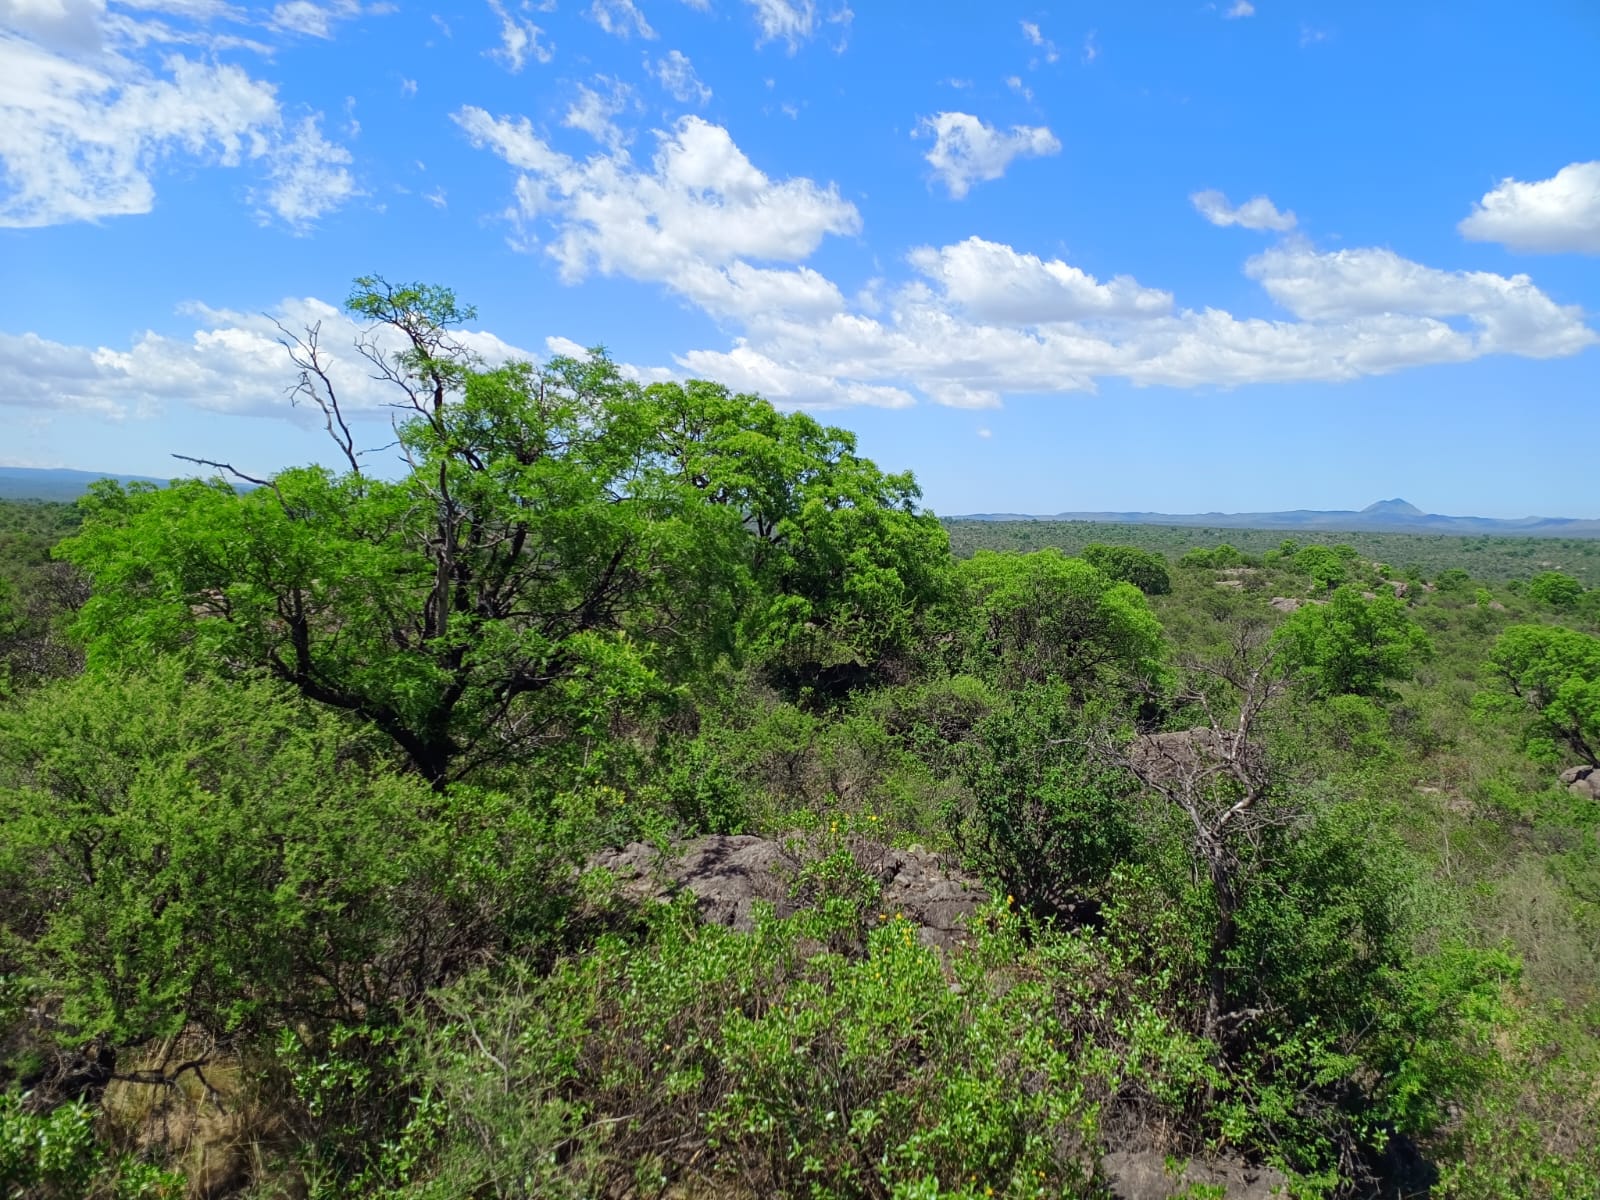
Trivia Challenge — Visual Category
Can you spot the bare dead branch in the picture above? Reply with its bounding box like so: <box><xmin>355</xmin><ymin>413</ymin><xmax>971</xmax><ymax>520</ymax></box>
<box><xmin>273</xmin><ymin>317</ymin><xmax>362</xmax><ymax>476</ymax></box>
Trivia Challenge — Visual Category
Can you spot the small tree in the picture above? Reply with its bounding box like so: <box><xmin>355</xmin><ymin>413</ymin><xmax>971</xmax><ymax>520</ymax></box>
<box><xmin>1527</xmin><ymin>571</ymin><xmax>1585</xmax><ymax>611</ymax></box>
<box><xmin>950</xmin><ymin>549</ymin><xmax>1165</xmax><ymax>693</ymax></box>
<box><xmin>1274</xmin><ymin>585</ymin><xmax>1431</xmax><ymax>699</ymax></box>
<box><xmin>1080</xmin><ymin>543</ymin><xmax>1172</xmax><ymax>595</ymax></box>
<box><xmin>1292</xmin><ymin>544</ymin><xmax>1348</xmax><ymax>592</ymax></box>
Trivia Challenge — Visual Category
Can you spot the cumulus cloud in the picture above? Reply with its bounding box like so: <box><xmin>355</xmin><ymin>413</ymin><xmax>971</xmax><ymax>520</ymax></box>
<box><xmin>1245</xmin><ymin>243</ymin><xmax>1594</xmax><ymax>357</ymax></box>
<box><xmin>1224</xmin><ymin>1</ymin><xmax>1254</xmax><ymax>18</ymax></box>
<box><xmin>454</xmin><ymin>107</ymin><xmax>861</xmax><ymax>303</ymax></box>
<box><xmin>446</xmin><ymin>103</ymin><xmax>1595</xmax><ymax>412</ymax></box>
<box><xmin>485</xmin><ymin>0</ymin><xmax>553</xmax><ymax>70</ymax></box>
<box><xmin>653</xmin><ymin>48</ymin><xmax>709</xmax><ymax>104</ymax></box>
<box><xmin>0</xmin><ymin>0</ymin><xmax>360</xmax><ymax>227</ymax></box>
<box><xmin>1191</xmin><ymin>189</ymin><xmax>1297</xmax><ymax>231</ymax></box>
<box><xmin>1</xmin><ymin>0</ymin><xmax>108</xmax><ymax>51</ymax></box>
<box><xmin>918</xmin><ymin>112</ymin><xmax>1060</xmax><ymax>199</ymax></box>
<box><xmin>0</xmin><ymin>297</ymin><xmax>532</xmax><ymax>421</ymax></box>
<box><xmin>1458</xmin><ymin>161</ymin><xmax>1600</xmax><ymax>254</ymax></box>
<box><xmin>908</xmin><ymin>237</ymin><xmax>1173</xmax><ymax>323</ymax></box>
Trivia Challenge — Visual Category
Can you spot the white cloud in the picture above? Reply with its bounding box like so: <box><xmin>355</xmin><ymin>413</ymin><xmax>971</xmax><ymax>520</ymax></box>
<box><xmin>653</xmin><ymin>48</ymin><xmax>709</xmax><ymax>104</ymax></box>
<box><xmin>257</xmin><ymin>114</ymin><xmax>357</xmax><ymax>230</ymax></box>
<box><xmin>1458</xmin><ymin>161</ymin><xmax>1600</xmax><ymax>254</ymax></box>
<box><xmin>1005</xmin><ymin>75</ymin><xmax>1032</xmax><ymax>101</ymax></box>
<box><xmin>589</xmin><ymin>0</ymin><xmax>654</xmax><ymax>39</ymax></box>
<box><xmin>1245</xmin><ymin>242</ymin><xmax>1595</xmax><ymax>357</ymax></box>
<box><xmin>746</xmin><ymin>0</ymin><xmax>815</xmax><ymax>50</ymax></box>
<box><xmin>562</xmin><ymin>79</ymin><xmax>632</xmax><ymax>149</ymax></box>
<box><xmin>267</xmin><ymin>0</ymin><xmax>368</xmax><ymax>39</ymax></box>
<box><xmin>1081</xmin><ymin>30</ymin><xmax>1098</xmax><ymax>64</ymax></box>
<box><xmin>676</xmin><ymin>344</ymin><xmax>916</xmax><ymax>409</ymax></box>
<box><xmin>1191</xmin><ymin>188</ymin><xmax>1297</xmax><ymax>232</ymax></box>
<box><xmin>1224</xmin><ymin>1</ymin><xmax>1254</xmax><ymax>18</ymax></box>
<box><xmin>447</xmin><ymin>104</ymin><xmax>1595</xmax><ymax>415</ymax></box>
<box><xmin>454</xmin><ymin>106</ymin><xmax>861</xmax><ymax>294</ymax></box>
<box><xmin>909</xmin><ymin>237</ymin><xmax>1173</xmax><ymax>322</ymax></box>
<box><xmin>485</xmin><ymin>0</ymin><xmax>553</xmax><ymax>70</ymax></box>
<box><xmin>1019</xmin><ymin>18</ymin><xmax>1058</xmax><ymax>64</ymax></box>
<box><xmin>0</xmin><ymin>296</ymin><xmax>533</xmax><ymax>421</ymax></box>
<box><xmin>1</xmin><ymin>0</ymin><xmax>107</xmax><ymax>51</ymax></box>
<box><xmin>0</xmin><ymin>2</ymin><xmax>360</xmax><ymax>227</ymax></box>
<box><xmin>917</xmin><ymin>111</ymin><xmax>1060</xmax><ymax>199</ymax></box>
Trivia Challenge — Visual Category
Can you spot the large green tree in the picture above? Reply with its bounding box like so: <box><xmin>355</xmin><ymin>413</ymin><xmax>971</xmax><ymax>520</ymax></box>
<box><xmin>58</xmin><ymin>279</ymin><xmax>948</xmax><ymax>784</ymax></box>
<box><xmin>1483</xmin><ymin>624</ymin><xmax>1600</xmax><ymax>766</ymax></box>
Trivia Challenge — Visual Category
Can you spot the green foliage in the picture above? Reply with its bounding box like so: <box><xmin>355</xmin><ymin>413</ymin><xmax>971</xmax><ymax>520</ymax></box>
<box><xmin>1292</xmin><ymin>545</ymin><xmax>1348</xmax><ymax>592</ymax></box>
<box><xmin>1481</xmin><ymin>624</ymin><xmax>1600</xmax><ymax>765</ymax></box>
<box><xmin>1526</xmin><ymin>571</ymin><xmax>1585</xmax><ymax>611</ymax></box>
<box><xmin>1080</xmin><ymin>542</ymin><xmax>1172</xmax><ymax>594</ymax></box>
<box><xmin>384</xmin><ymin>901</ymin><xmax>1104</xmax><ymax>1200</ymax></box>
<box><xmin>58</xmin><ymin>281</ymin><xmax>947</xmax><ymax>786</ymax></box>
<box><xmin>0</xmin><ymin>666</ymin><xmax>573</xmax><ymax>1048</ymax></box>
<box><xmin>7</xmin><ymin>283</ymin><xmax>1600</xmax><ymax>1198</ymax></box>
<box><xmin>949</xmin><ymin>549</ymin><xmax>1165</xmax><ymax>692</ymax></box>
<box><xmin>0</xmin><ymin>1091</ymin><xmax>182</xmax><ymax>1198</ymax></box>
<box><xmin>945</xmin><ymin>519</ymin><xmax>1600</xmax><ymax>588</ymax></box>
<box><xmin>1274</xmin><ymin>586</ymin><xmax>1432</xmax><ymax>699</ymax></box>
<box><xmin>641</xmin><ymin>379</ymin><xmax>952</xmax><ymax>687</ymax></box>
<box><xmin>950</xmin><ymin>687</ymin><xmax>1137</xmax><ymax>918</ymax></box>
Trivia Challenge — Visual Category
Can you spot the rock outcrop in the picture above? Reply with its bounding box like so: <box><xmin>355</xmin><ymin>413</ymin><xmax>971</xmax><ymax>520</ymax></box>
<box><xmin>591</xmin><ymin>833</ymin><xmax>990</xmax><ymax>951</ymax></box>
<box><xmin>1560</xmin><ymin>764</ymin><xmax>1600</xmax><ymax>801</ymax></box>
<box><xmin>1101</xmin><ymin>1151</ymin><xmax>1288</xmax><ymax>1200</ymax></box>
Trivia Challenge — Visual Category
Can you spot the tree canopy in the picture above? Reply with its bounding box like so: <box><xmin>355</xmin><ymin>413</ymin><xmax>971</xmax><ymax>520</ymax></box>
<box><xmin>1483</xmin><ymin>624</ymin><xmax>1600</xmax><ymax>766</ymax></box>
<box><xmin>949</xmin><ymin>549</ymin><xmax>1165</xmax><ymax>691</ymax></box>
<box><xmin>1273</xmin><ymin>585</ymin><xmax>1432</xmax><ymax>699</ymax></box>
<box><xmin>57</xmin><ymin>281</ymin><xmax>948</xmax><ymax>784</ymax></box>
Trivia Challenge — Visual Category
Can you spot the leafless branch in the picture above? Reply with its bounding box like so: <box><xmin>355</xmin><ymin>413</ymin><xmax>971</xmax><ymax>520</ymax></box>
<box><xmin>273</xmin><ymin>317</ymin><xmax>362</xmax><ymax>476</ymax></box>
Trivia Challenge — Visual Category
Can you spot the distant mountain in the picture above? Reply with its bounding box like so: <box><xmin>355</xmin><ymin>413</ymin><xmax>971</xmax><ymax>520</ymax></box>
<box><xmin>0</xmin><ymin>467</ymin><xmax>169</xmax><ymax>502</ymax></box>
<box><xmin>948</xmin><ymin>499</ymin><xmax>1600</xmax><ymax>539</ymax></box>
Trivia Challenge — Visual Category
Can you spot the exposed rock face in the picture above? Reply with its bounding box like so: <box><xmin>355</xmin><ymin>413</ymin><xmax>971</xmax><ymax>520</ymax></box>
<box><xmin>1101</xmin><ymin>1151</ymin><xmax>1288</xmax><ymax>1200</ymax></box>
<box><xmin>1269</xmin><ymin>596</ymin><xmax>1328</xmax><ymax>613</ymax></box>
<box><xmin>591</xmin><ymin>834</ymin><xmax>990</xmax><ymax>952</ymax></box>
<box><xmin>1561</xmin><ymin>764</ymin><xmax>1600</xmax><ymax>801</ymax></box>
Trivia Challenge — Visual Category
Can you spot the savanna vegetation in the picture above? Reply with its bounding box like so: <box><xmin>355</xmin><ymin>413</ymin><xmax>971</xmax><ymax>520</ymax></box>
<box><xmin>2</xmin><ymin>279</ymin><xmax>1597</xmax><ymax>1200</ymax></box>
<box><xmin>946</xmin><ymin>521</ymin><xmax>1600</xmax><ymax>589</ymax></box>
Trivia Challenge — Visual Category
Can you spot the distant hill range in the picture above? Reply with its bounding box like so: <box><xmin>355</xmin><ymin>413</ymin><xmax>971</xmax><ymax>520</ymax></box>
<box><xmin>0</xmin><ymin>467</ymin><xmax>170</xmax><ymax>502</ymax></box>
<box><xmin>950</xmin><ymin>498</ymin><xmax>1600</xmax><ymax>539</ymax></box>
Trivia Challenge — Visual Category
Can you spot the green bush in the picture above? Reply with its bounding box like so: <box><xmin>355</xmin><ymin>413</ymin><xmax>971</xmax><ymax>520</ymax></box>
<box><xmin>385</xmin><ymin>899</ymin><xmax>1107</xmax><ymax>1200</ymax></box>
<box><xmin>0</xmin><ymin>1091</ymin><xmax>182</xmax><ymax>1198</ymax></box>
<box><xmin>950</xmin><ymin>687</ymin><xmax>1137</xmax><ymax>918</ymax></box>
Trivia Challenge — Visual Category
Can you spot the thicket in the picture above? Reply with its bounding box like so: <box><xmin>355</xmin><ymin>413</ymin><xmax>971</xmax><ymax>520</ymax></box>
<box><xmin>2</xmin><ymin>280</ymin><xmax>1597</xmax><ymax>1199</ymax></box>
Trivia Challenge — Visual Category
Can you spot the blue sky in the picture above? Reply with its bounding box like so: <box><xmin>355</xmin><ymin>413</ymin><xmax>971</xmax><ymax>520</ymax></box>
<box><xmin>2</xmin><ymin>0</ymin><xmax>1597</xmax><ymax>518</ymax></box>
